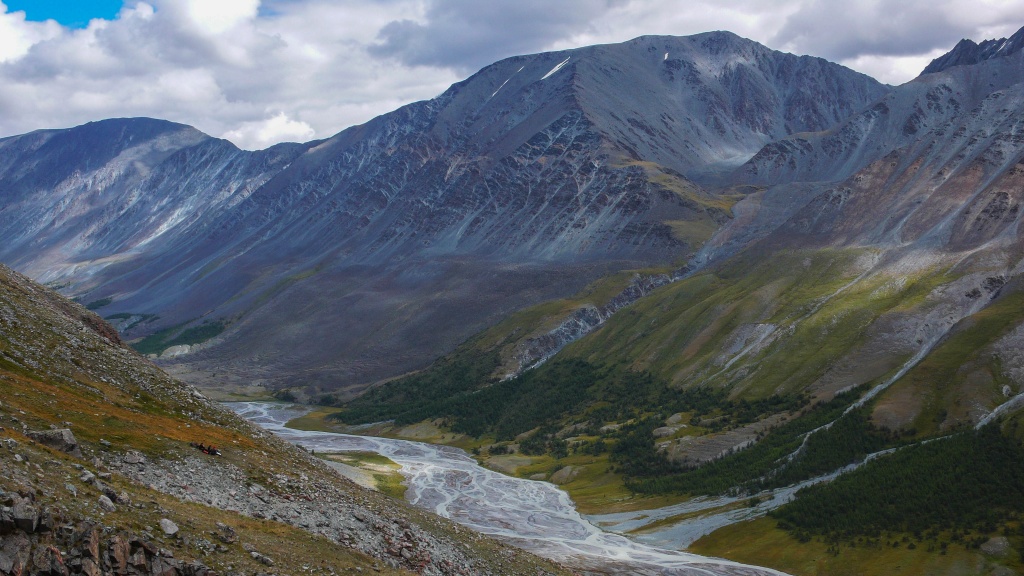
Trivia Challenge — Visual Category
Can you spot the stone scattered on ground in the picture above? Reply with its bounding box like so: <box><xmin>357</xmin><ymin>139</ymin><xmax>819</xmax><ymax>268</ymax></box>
<box><xmin>159</xmin><ymin>518</ymin><xmax>179</xmax><ymax>536</ymax></box>
<box><xmin>97</xmin><ymin>495</ymin><xmax>116</xmax><ymax>512</ymax></box>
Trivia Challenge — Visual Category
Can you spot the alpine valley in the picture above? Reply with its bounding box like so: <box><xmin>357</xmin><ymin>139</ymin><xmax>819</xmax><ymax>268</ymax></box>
<box><xmin>4</xmin><ymin>25</ymin><xmax>1024</xmax><ymax>576</ymax></box>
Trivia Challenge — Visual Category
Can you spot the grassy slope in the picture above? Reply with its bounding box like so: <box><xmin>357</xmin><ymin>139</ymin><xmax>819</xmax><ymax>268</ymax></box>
<box><xmin>874</xmin><ymin>289</ymin><xmax>1024</xmax><ymax>437</ymax></box>
<box><xmin>325</xmin><ymin>242</ymin><xmax>1024</xmax><ymax>573</ymax></box>
<box><xmin>564</xmin><ymin>247</ymin><xmax>956</xmax><ymax>399</ymax></box>
<box><xmin>690</xmin><ymin>517</ymin><xmax>1017</xmax><ymax>576</ymax></box>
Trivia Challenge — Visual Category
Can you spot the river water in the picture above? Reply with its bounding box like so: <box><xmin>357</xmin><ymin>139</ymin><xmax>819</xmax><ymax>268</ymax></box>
<box><xmin>231</xmin><ymin>402</ymin><xmax>788</xmax><ymax>576</ymax></box>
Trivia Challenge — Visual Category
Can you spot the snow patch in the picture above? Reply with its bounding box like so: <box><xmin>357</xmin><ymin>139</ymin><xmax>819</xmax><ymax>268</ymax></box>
<box><xmin>541</xmin><ymin>57</ymin><xmax>570</xmax><ymax>80</ymax></box>
<box><xmin>490</xmin><ymin>66</ymin><xmax>526</xmax><ymax>98</ymax></box>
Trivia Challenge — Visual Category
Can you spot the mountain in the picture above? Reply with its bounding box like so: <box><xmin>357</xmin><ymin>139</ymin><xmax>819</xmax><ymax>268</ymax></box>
<box><xmin>921</xmin><ymin>25</ymin><xmax>1024</xmax><ymax>74</ymax></box>
<box><xmin>4</xmin><ymin>21</ymin><xmax>1024</xmax><ymax>576</ymax></box>
<box><xmin>0</xmin><ymin>261</ymin><xmax>568</xmax><ymax>575</ymax></box>
<box><xmin>0</xmin><ymin>32</ymin><xmax>888</xmax><ymax>396</ymax></box>
<box><xmin>738</xmin><ymin>26</ymin><xmax>1024</xmax><ymax>190</ymax></box>
<box><xmin>326</xmin><ymin>26</ymin><xmax>1024</xmax><ymax>576</ymax></box>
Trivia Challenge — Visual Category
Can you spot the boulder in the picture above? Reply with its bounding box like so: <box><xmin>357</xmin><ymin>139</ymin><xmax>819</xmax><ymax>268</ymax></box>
<box><xmin>159</xmin><ymin>519</ymin><xmax>179</xmax><ymax>537</ymax></box>
<box><xmin>25</xmin><ymin>429</ymin><xmax>83</xmax><ymax>458</ymax></box>
<box><xmin>97</xmin><ymin>495</ymin><xmax>116</xmax><ymax>512</ymax></box>
<box><xmin>11</xmin><ymin>501</ymin><xmax>38</xmax><ymax>533</ymax></box>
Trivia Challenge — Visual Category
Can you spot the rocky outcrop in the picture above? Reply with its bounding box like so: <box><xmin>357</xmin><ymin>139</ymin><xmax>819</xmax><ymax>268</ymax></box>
<box><xmin>0</xmin><ymin>490</ymin><xmax>215</xmax><ymax>576</ymax></box>
<box><xmin>511</xmin><ymin>270</ymin><xmax>682</xmax><ymax>374</ymax></box>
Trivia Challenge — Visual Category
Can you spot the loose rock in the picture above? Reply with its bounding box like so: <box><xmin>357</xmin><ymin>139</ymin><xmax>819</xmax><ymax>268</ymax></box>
<box><xmin>97</xmin><ymin>495</ymin><xmax>116</xmax><ymax>512</ymax></box>
<box><xmin>159</xmin><ymin>518</ymin><xmax>179</xmax><ymax>537</ymax></box>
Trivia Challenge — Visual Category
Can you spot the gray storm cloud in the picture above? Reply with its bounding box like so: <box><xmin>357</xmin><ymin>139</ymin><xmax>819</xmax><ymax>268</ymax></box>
<box><xmin>0</xmin><ymin>0</ymin><xmax>1021</xmax><ymax>149</ymax></box>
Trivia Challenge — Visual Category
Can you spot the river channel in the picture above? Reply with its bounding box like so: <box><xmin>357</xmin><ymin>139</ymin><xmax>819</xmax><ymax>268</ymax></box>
<box><xmin>231</xmin><ymin>402</ymin><xmax>788</xmax><ymax>576</ymax></box>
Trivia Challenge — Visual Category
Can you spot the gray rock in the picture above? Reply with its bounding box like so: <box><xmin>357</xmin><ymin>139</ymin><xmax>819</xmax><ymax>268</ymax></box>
<box><xmin>26</xmin><ymin>428</ymin><xmax>83</xmax><ymax>458</ymax></box>
<box><xmin>0</xmin><ymin>507</ymin><xmax>15</xmax><ymax>535</ymax></box>
<box><xmin>652</xmin><ymin>426</ymin><xmax>678</xmax><ymax>438</ymax></box>
<box><xmin>36</xmin><ymin>508</ymin><xmax>55</xmax><ymax>533</ymax></box>
<box><xmin>97</xmin><ymin>495</ymin><xmax>116</xmax><ymax>512</ymax></box>
<box><xmin>159</xmin><ymin>518</ymin><xmax>179</xmax><ymax>536</ymax></box>
<box><xmin>11</xmin><ymin>501</ymin><xmax>37</xmax><ymax>532</ymax></box>
<box><xmin>250</xmin><ymin>551</ymin><xmax>274</xmax><ymax>566</ymax></box>
<box><xmin>0</xmin><ymin>531</ymin><xmax>30</xmax><ymax>574</ymax></box>
<box><xmin>215</xmin><ymin>522</ymin><xmax>238</xmax><ymax>544</ymax></box>
<box><xmin>981</xmin><ymin>536</ymin><xmax>1010</xmax><ymax>557</ymax></box>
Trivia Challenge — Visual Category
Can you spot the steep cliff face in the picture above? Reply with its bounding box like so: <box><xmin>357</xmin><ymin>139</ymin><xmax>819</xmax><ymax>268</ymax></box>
<box><xmin>0</xmin><ymin>33</ymin><xmax>887</xmax><ymax>393</ymax></box>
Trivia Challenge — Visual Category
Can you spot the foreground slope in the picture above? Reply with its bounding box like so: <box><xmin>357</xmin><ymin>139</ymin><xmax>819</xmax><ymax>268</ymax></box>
<box><xmin>0</xmin><ymin>33</ymin><xmax>887</xmax><ymax>394</ymax></box>
<box><xmin>0</xmin><ymin>262</ymin><xmax>567</xmax><ymax>575</ymax></box>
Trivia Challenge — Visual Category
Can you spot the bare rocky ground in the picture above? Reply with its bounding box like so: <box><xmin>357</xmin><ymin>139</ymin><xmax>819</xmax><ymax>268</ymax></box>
<box><xmin>0</xmin><ymin>404</ymin><xmax>568</xmax><ymax>576</ymax></box>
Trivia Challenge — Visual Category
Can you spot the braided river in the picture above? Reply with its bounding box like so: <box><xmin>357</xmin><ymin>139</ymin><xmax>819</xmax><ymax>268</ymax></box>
<box><xmin>231</xmin><ymin>402</ymin><xmax>788</xmax><ymax>576</ymax></box>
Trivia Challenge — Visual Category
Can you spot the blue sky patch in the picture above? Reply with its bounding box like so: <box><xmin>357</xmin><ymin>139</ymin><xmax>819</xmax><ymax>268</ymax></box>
<box><xmin>6</xmin><ymin>0</ymin><xmax>123</xmax><ymax>28</ymax></box>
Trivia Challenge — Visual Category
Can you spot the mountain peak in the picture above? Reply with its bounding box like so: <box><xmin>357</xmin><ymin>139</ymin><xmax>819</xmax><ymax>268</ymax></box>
<box><xmin>920</xmin><ymin>25</ymin><xmax>1024</xmax><ymax>75</ymax></box>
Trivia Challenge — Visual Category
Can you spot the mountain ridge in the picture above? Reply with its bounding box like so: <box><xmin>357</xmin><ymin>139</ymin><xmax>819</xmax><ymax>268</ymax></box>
<box><xmin>0</xmin><ymin>31</ymin><xmax>888</xmax><ymax>394</ymax></box>
<box><xmin>921</xmin><ymin>24</ymin><xmax>1024</xmax><ymax>75</ymax></box>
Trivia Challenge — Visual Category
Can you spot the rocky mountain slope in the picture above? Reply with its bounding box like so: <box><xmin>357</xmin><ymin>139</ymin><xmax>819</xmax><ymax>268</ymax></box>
<box><xmin>328</xmin><ymin>26</ymin><xmax>1024</xmax><ymax>576</ymax></box>
<box><xmin>0</xmin><ymin>33</ymin><xmax>887</xmax><ymax>395</ymax></box>
<box><xmin>0</xmin><ymin>262</ymin><xmax>568</xmax><ymax>575</ymax></box>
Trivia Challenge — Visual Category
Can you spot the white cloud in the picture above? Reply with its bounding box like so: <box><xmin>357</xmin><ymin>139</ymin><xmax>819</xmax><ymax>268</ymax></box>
<box><xmin>0</xmin><ymin>0</ymin><xmax>1020</xmax><ymax>149</ymax></box>
<box><xmin>0</xmin><ymin>2</ymin><xmax>61</xmax><ymax>62</ymax></box>
<box><xmin>183</xmin><ymin>0</ymin><xmax>259</xmax><ymax>35</ymax></box>
<box><xmin>222</xmin><ymin>111</ymin><xmax>315</xmax><ymax>149</ymax></box>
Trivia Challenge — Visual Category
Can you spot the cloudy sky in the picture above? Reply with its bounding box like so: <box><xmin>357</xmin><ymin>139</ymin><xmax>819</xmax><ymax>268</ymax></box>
<box><xmin>1</xmin><ymin>0</ymin><xmax>1023</xmax><ymax>150</ymax></box>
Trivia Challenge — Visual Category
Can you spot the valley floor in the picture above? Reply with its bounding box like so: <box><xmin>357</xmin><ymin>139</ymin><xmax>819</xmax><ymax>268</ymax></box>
<box><xmin>285</xmin><ymin>407</ymin><xmax>1024</xmax><ymax>576</ymax></box>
